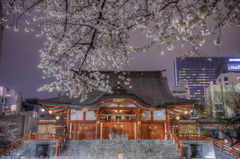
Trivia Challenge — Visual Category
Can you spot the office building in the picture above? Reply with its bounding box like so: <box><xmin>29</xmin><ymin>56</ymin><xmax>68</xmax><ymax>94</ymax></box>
<box><xmin>205</xmin><ymin>81</ymin><xmax>239</xmax><ymax>118</ymax></box>
<box><xmin>2</xmin><ymin>88</ymin><xmax>22</xmax><ymax>115</ymax></box>
<box><xmin>215</xmin><ymin>63</ymin><xmax>240</xmax><ymax>85</ymax></box>
<box><xmin>174</xmin><ymin>57</ymin><xmax>240</xmax><ymax>100</ymax></box>
<box><xmin>172</xmin><ymin>80</ymin><xmax>190</xmax><ymax>99</ymax></box>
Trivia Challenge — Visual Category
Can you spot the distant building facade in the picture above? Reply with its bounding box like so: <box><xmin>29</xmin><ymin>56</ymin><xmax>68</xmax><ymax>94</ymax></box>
<box><xmin>0</xmin><ymin>87</ymin><xmax>22</xmax><ymax>116</ymax></box>
<box><xmin>0</xmin><ymin>86</ymin><xmax>6</xmax><ymax>116</ymax></box>
<box><xmin>215</xmin><ymin>63</ymin><xmax>240</xmax><ymax>85</ymax></box>
<box><xmin>4</xmin><ymin>88</ymin><xmax>22</xmax><ymax>115</ymax></box>
<box><xmin>204</xmin><ymin>81</ymin><xmax>239</xmax><ymax>118</ymax></box>
<box><xmin>172</xmin><ymin>80</ymin><xmax>190</xmax><ymax>99</ymax></box>
<box><xmin>174</xmin><ymin>57</ymin><xmax>240</xmax><ymax>100</ymax></box>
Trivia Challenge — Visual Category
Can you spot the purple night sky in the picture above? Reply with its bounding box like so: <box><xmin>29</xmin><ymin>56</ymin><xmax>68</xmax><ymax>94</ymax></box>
<box><xmin>0</xmin><ymin>25</ymin><xmax>240</xmax><ymax>100</ymax></box>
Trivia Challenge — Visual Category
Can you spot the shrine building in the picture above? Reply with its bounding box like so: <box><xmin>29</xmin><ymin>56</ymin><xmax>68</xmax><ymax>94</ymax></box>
<box><xmin>38</xmin><ymin>71</ymin><xmax>197</xmax><ymax>140</ymax></box>
<box><xmin>2</xmin><ymin>71</ymin><xmax>240</xmax><ymax>159</ymax></box>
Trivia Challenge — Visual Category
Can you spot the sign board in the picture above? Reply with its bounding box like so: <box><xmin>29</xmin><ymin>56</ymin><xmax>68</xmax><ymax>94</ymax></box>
<box><xmin>229</xmin><ymin>58</ymin><xmax>240</xmax><ymax>62</ymax></box>
<box><xmin>227</xmin><ymin>64</ymin><xmax>240</xmax><ymax>71</ymax></box>
<box><xmin>117</xmin><ymin>152</ymin><xmax>124</xmax><ymax>159</ymax></box>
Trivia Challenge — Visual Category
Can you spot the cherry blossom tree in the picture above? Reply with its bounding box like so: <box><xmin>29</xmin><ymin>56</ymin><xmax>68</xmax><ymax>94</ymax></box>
<box><xmin>1</xmin><ymin>0</ymin><xmax>240</xmax><ymax>101</ymax></box>
<box><xmin>201</xmin><ymin>84</ymin><xmax>240</xmax><ymax>146</ymax></box>
<box><xmin>0</xmin><ymin>121</ymin><xmax>17</xmax><ymax>148</ymax></box>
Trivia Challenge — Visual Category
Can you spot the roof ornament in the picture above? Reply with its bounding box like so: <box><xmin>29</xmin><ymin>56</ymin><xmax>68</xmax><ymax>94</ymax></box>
<box><xmin>112</xmin><ymin>81</ymin><xmax>127</xmax><ymax>93</ymax></box>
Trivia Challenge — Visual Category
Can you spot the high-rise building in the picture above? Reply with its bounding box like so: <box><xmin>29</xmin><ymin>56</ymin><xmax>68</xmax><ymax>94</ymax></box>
<box><xmin>215</xmin><ymin>63</ymin><xmax>240</xmax><ymax>85</ymax></box>
<box><xmin>173</xmin><ymin>57</ymin><xmax>240</xmax><ymax>100</ymax></box>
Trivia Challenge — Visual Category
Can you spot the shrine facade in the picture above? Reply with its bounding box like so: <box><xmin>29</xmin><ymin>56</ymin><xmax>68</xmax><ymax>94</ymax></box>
<box><xmin>38</xmin><ymin>71</ymin><xmax>196</xmax><ymax>140</ymax></box>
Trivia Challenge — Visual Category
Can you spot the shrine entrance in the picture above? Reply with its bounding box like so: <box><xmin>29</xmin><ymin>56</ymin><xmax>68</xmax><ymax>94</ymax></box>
<box><xmin>100</xmin><ymin>107</ymin><xmax>138</xmax><ymax>140</ymax></box>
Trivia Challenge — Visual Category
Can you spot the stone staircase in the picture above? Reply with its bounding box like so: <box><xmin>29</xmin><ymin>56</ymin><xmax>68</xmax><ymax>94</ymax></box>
<box><xmin>1</xmin><ymin>146</ymin><xmax>24</xmax><ymax>158</ymax></box>
<box><xmin>214</xmin><ymin>147</ymin><xmax>239</xmax><ymax>159</ymax></box>
<box><xmin>59</xmin><ymin>139</ymin><xmax>181</xmax><ymax>159</ymax></box>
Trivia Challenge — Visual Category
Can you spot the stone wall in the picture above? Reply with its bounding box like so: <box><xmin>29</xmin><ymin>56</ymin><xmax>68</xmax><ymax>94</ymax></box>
<box><xmin>181</xmin><ymin>140</ymin><xmax>216</xmax><ymax>158</ymax></box>
<box><xmin>8</xmin><ymin>140</ymin><xmax>57</xmax><ymax>158</ymax></box>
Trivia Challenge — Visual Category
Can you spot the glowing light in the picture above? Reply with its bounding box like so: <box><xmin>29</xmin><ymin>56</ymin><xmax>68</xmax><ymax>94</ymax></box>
<box><xmin>41</xmin><ymin>108</ymin><xmax>45</xmax><ymax>112</ymax></box>
<box><xmin>56</xmin><ymin>116</ymin><xmax>60</xmax><ymax>120</ymax></box>
<box><xmin>176</xmin><ymin>116</ymin><xmax>180</xmax><ymax>120</ymax></box>
<box><xmin>229</xmin><ymin>59</ymin><xmax>240</xmax><ymax>62</ymax></box>
<box><xmin>184</xmin><ymin>111</ymin><xmax>188</xmax><ymax>115</ymax></box>
<box><xmin>49</xmin><ymin>110</ymin><xmax>53</xmax><ymax>114</ymax></box>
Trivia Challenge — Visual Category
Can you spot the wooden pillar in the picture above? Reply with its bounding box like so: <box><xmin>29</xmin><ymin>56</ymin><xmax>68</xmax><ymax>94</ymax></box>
<box><xmin>166</xmin><ymin>108</ymin><xmax>170</xmax><ymax>139</ymax></box>
<box><xmin>95</xmin><ymin>121</ymin><xmax>98</xmax><ymax>139</ymax></box>
<box><xmin>151</xmin><ymin>111</ymin><xmax>154</xmax><ymax>121</ymax></box>
<box><xmin>136</xmin><ymin>109</ymin><xmax>143</xmax><ymax>139</ymax></box>
<box><xmin>221</xmin><ymin>127</ymin><xmax>224</xmax><ymax>139</ymax></box>
<box><xmin>83</xmin><ymin>112</ymin><xmax>86</xmax><ymax>121</ymax></box>
<box><xmin>56</xmin><ymin>143</ymin><xmax>59</xmax><ymax>157</ymax></box>
<box><xmin>67</xmin><ymin>109</ymin><xmax>71</xmax><ymax>134</ymax></box>
<box><xmin>95</xmin><ymin>110</ymin><xmax>100</xmax><ymax>139</ymax></box>
<box><xmin>100</xmin><ymin>122</ymin><xmax>103</xmax><ymax>140</ymax></box>
<box><xmin>72</xmin><ymin>123</ymin><xmax>77</xmax><ymax>139</ymax></box>
<box><xmin>137</xmin><ymin>121</ymin><xmax>142</xmax><ymax>139</ymax></box>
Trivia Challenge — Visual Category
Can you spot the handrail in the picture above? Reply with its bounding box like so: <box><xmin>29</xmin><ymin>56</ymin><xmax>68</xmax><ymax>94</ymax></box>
<box><xmin>171</xmin><ymin>132</ymin><xmax>183</xmax><ymax>157</ymax></box>
<box><xmin>56</xmin><ymin>131</ymin><xmax>69</xmax><ymax>156</ymax></box>
<box><xmin>177</xmin><ymin>133</ymin><xmax>240</xmax><ymax>158</ymax></box>
<box><xmin>0</xmin><ymin>132</ymin><xmax>66</xmax><ymax>157</ymax></box>
<box><xmin>210</xmin><ymin>138</ymin><xmax>240</xmax><ymax>158</ymax></box>
<box><xmin>29</xmin><ymin>133</ymin><xmax>61</xmax><ymax>140</ymax></box>
<box><xmin>177</xmin><ymin>133</ymin><xmax>208</xmax><ymax>140</ymax></box>
<box><xmin>0</xmin><ymin>136</ymin><xmax>29</xmax><ymax>156</ymax></box>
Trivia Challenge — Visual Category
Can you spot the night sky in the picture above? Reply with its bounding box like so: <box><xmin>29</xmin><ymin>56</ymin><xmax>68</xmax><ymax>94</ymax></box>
<box><xmin>0</xmin><ymin>25</ymin><xmax>240</xmax><ymax>100</ymax></box>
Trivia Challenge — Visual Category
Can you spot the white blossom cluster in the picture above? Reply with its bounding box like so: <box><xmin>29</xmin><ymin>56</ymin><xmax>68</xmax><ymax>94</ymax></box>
<box><xmin>0</xmin><ymin>121</ymin><xmax>17</xmax><ymax>148</ymax></box>
<box><xmin>1</xmin><ymin>0</ymin><xmax>240</xmax><ymax>101</ymax></box>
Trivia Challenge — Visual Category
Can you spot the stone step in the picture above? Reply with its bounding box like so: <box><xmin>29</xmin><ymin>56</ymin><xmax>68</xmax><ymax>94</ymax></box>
<box><xmin>214</xmin><ymin>147</ymin><xmax>239</xmax><ymax>159</ymax></box>
<box><xmin>60</xmin><ymin>140</ymin><xmax>181</xmax><ymax>159</ymax></box>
